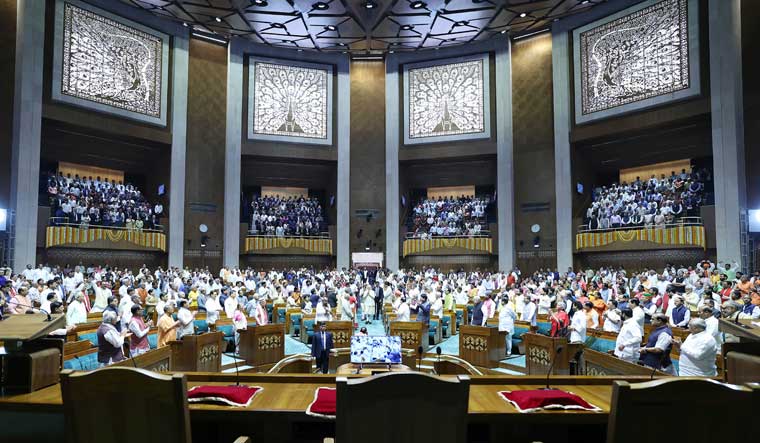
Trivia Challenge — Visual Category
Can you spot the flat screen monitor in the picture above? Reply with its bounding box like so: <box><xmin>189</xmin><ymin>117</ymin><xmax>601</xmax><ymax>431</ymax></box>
<box><xmin>749</xmin><ymin>209</ymin><xmax>760</xmax><ymax>233</ymax></box>
<box><xmin>350</xmin><ymin>336</ymin><xmax>402</xmax><ymax>364</ymax></box>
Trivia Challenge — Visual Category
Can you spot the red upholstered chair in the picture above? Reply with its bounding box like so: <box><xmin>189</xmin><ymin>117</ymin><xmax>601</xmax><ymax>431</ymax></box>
<box><xmin>61</xmin><ymin>367</ymin><xmax>251</xmax><ymax>443</ymax></box>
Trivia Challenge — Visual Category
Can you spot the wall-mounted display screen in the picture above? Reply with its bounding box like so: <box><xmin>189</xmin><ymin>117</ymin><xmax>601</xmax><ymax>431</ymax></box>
<box><xmin>350</xmin><ymin>336</ymin><xmax>402</xmax><ymax>364</ymax></box>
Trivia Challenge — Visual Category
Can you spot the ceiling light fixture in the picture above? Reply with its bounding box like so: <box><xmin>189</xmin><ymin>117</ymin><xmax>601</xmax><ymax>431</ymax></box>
<box><xmin>313</xmin><ymin>2</ymin><xmax>329</xmax><ymax>10</ymax></box>
<box><xmin>410</xmin><ymin>1</ymin><xmax>426</xmax><ymax>9</ymax></box>
<box><xmin>271</xmin><ymin>22</ymin><xmax>285</xmax><ymax>28</ymax></box>
<box><xmin>182</xmin><ymin>22</ymin><xmax>188</xmax><ymax>27</ymax></box>
<box><xmin>325</xmin><ymin>25</ymin><xmax>337</xmax><ymax>31</ymax></box>
<box><xmin>363</xmin><ymin>0</ymin><xmax>378</xmax><ymax>9</ymax></box>
<box><xmin>454</xmin><ymin>20</ymin><xmax>469</xmax><ymax>27</ymax></box>
<box><xmin>338</xmin><ymin>42</ymin><xmax>346</xmax><ymax>46</ymax></box>
<box><xmin>582</xmin><ymin>0</ymin><xmax>589</xmax><ymax>4</ymax></box>
<box><xmin>215</xmin><ymin>16</ymin><xmax>222</xmax><ymax>22</ymax></box>
<box><xmin>254</xmin><ymin>0</ymin><xmax>268</xmax><ymax>6</ymax></box>
<box><xmin>519</xmin><ymin>12</ymin><xmax>527</xmax><ymax>18</ymax></box>
<box><xmin>500</xmin><ymin>29</ymin><xmax>507</xmax><ymax>34</ymax></box>
<box><xmin>400</xmin><ymin>24</ymin><xmax>414</xmax><ymax>31</ymax></box>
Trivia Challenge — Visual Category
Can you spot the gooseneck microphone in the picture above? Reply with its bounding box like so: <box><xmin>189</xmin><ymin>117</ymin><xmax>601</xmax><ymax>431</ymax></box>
<box><xmin>541</xmin><ymin>345</ymin><xmax>563</xmax><ymax>390</ymax></box>
<box><xmin>223</xmin><ymin>351</ymin><xmax>241</xmax><ymax>386</ymax></box>
<box><xmin>417</xmin><ymin>345</ymin><xmax>424</xmax><ymax>371</ymax></box>
<box><xmin>436</xmin><ymin>346</ymin><xmax>442</xmax><ymax>362</ymax></box>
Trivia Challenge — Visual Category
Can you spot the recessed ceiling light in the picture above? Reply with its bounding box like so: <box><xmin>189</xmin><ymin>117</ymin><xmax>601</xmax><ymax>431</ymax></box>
<box><xmin>182</xmin><ymin>22</ymin><xmax>188</xmax><ymax>27</ymax></box>
<box><xmin>254</xmin><ymin>0</ymin><xmax>268</xmax><ymax>6</ymax></box>
<box><xmin>389</xmin><ymin>50</ymin><xmax>394</xmax><ymax>53</ymax></box>
<box><xmin>325</xmin><ymin>25</ymin><xmax>337</xmax><ymax>31</ymax></box>
<box><xmin>582</xmin><ymin>0</ymin><xmax>589</xmax><ymax>4</ymax></box>
<box><xmin>400</xmin><ymin>24</ymin><xmax>414</xmax><ymax>31</ymax></box>
<box><xmin>338</xmin><ymin>42</ymin><xmax>346</xmax><ymax>46</ymax></box>
<box><xmin>553</xmin><ymin>18</ymin><xmax>560</xmax><ymax>22</ymax></box>
<box><xmin>500</xmin><ymin>29</ymin><xmax>507</xmax><ymax>34</ymax></box>
<box><xmin>519</xmin><ymin>12</ymin><xmax>527</xmax><ymax>18</ymax></box>
<box><xmin>313</xmin><ymin>1</ymin><xmax>329</xmax><ymax>10</ymax></box>
<box><xmin>363</xmin><ymin>0</ymin><xmax>377</xmax><ymax>8</ymax></box>
<box><xmin>215</xmin><ymin>17</ymin><xmax>222</xmax><ymax>22</ymax></box>
<box><xmin>271</xmin><ymin>23</ymin><xmax>285</xmax><ymax>28</ymax></box>
<box><xmin>454</xmin><ymin>20</ymin><xmax>469</xmax><ymax>27</ymax></box>
<box><xmin>410</xmin><ymin>1</ymin><xmax>426</xmax><ymax>9</ymax></box>
<box><xmin>297</xmin><ymin>48</ymin><xmax>303</xmax><ymax>52</ymax></box>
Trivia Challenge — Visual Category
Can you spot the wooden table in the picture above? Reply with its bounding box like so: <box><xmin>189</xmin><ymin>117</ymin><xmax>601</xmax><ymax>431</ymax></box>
<box><xmin>335</xmin><ymin>363</ymin><xmax>412</xmax><ymax>375</ymax></box>
<box><xmin>0</xmin><ymin>373</ymin><xmax>651</xmax><ymax>443</ymax></box>
<box><xmin>719</xmin><ymin>318</ymin><xmax>760</xmax><ymax>342</ymax></box>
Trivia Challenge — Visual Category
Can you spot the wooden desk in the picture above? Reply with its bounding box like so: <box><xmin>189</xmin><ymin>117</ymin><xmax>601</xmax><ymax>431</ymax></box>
<box><xmin>169</xmin><ymin>332</ymin><xmax>224</xmax><ymax>372</ymax></box>
<box><xmin>719</xmin><ymin>318</ymin><xmax>760</xmax><ymax>342</ymax></box>
<box><xmin>459</xmin><ymin>325</ymin><xmax>505</xmax><ymax>368</ymax></box>
<box><xmin>325</xmin><ymin>321</ymin><xmax>353</xmax><ymax>348</ymax></box>
<box><xmin>1</xmin><ymin>373</ymin><xmax>683</xmax><ymax>443</ymax></box>
<box><xmin>523</xmin><ymin>333</ymin><xmax>583</xmax><ymax>376</ymax></box>
<box><xmin>238</xmin><ymin>324</ymin><xmax>285</xmax><ymax>368</ymax></box>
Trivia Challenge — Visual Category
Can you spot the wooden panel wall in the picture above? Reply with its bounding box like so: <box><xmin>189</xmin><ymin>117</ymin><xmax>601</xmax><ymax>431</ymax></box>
<box><xmin>0</xmin><ymin>0</ymin><xmax>15</xmax><ymax>210</ymax></box>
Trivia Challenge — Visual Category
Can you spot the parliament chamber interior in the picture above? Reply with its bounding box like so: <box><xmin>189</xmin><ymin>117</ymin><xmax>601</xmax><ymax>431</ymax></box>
<box><xmin>2</xmin><ymin>0</ymin><xmax>760</xmax><ymax>442</ymax></box>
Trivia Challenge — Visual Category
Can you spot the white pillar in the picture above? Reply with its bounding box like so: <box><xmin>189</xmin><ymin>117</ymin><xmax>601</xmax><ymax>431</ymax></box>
<box><xmin>336</xmin><ymin>56</ymin><xmax>351</xmax><ymax>269</ymax></box>
<box><xmin>223</xmin><ymin>39</ymin><xmax>243</xmax><ymax>268</ymax></box>
<box><xmin>384</xmin><ymin>55</ymin><xmax>400</xmax><ymax>271</ymax></box>
<box><xmin>496</xmin><ymin>39</ymin><xmax>515</xmax><ymax>272</ymax></box>
<box><xmin>552</xmin><ymin>31</ymin><xmax>574</xmax><ymax>272</ymax></box>
<box><xmin>709</xmin><ymin>0</ymin><xmax>746</xmax><ymax>268</ymax></box>
<box><xmin>168</xmin><ymin>34</ymin><xmax>189</xmax><ymax>268</ymax></box>
<box><xmin>10</xmin><ymin>0</ymin><xmax>45</xmax><ymax>272</ymax></box>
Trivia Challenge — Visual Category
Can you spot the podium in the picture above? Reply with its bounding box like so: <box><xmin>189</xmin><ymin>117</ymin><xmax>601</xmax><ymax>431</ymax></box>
<box><xmin>389</xmin><ymin>321</ymin><xmax>428</xmax><ymax>351</ymax></box>
<box><xmin>0</xmin><ymin>314</ymin><xmax>66</xmax><ymax>393</ymax></box>
<box><xmin>326</xmin><ymin>321</ymin><xmax>354</xmax><ymax>348</ymax></box>
<box><xmin>238</xmin><ymin>323</ymin><xmax>285</xmax><ymax>368</ymax></box>
<box><xmin>523</xmin><ymin>333</ymin><xmax>583</xmax><ymax>375</ymax></box>
<box><xmin>169</xmin><ymin>332</ymin><xmax>224</xmax><ymax>372</ymax></box>
<box><xmin>458</xmin><ymin>325</ymin><xmax>505</xmax><ymax>368</ymax></box>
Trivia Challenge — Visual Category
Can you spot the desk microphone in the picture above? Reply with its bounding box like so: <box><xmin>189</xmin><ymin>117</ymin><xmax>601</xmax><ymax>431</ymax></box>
<box><xmin>541</xmin><ymin>346</ymin><xmax>563</xmax><ymax>390</ymax></box>
<box><xmin>649</xmin><ymin>352</ymin><xmax>667</xmax><ymax>380</ymax></box>
<box><xmin>417</xmin><ymin>345</ymin><xmax>424</xmax><ymax>371</ymax></box>
<box><xmin>223</xmin><ymin>351</ymin><xmax>241</xmax><ymax>386</ymax></box>
<box><xmin>436</xmin><ymin>346</ymin><xmax>442</xmax><ymax>362</ymax></box>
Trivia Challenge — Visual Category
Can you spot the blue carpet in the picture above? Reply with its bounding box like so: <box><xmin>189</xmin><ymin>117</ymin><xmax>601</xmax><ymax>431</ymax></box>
<box><xmin>490</xmin><ymin>367</ymin><xmax>524</xmax><ymax>375</ymax></box>
<box><xmin>221</xmin><ymin>354</ymin><xmax>245</xmax><ymax>365</ymax></box>
<box><xmin>285</xmin><ymin>336</ymin><xmax>311</xmax><ymax>355</ymax></box>
<box><xmin>436</xmin><ymin>334</ymin><xmax>459</xmax><ymax>355</ymax></box>
<box><xmin>501</xmin><ymin>355</ymin><xmax>526</xmax><ymax>367</ymax></box>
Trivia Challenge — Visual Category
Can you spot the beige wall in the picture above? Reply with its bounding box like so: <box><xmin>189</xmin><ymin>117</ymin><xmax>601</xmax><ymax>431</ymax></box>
<box><xmin>619</xmin><ymin>159</ymin><xmax>691</xmax><ymax>184</ymax></box>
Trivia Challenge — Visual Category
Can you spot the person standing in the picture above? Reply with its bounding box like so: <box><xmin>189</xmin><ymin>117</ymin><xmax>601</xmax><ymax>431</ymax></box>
<box><xmin>157</xmin><ymin>303</ymin><xmax>180</xmax><ymax>347</ymax></box>
<box><xmin>568</xmin><ymin>301</ymin><xmax>587</xmax><ymax>344</ymax></box>
<box><xmin>373</xmin><ymin>282</ymin><xmax>384</xmax><ymax>321</ymax></box>
<box><xmin>311</xmin><ymin>322</ymin><xmax>333</xmax><ymax>374</ymax></box>
<box><xmin>614</xmin><ymin>308</ymin><xmax>642</xmax><ymax>363</ymax></box>
<box><xmin>549</xmin><ymin>302</ymin><xmax>570</xmax><ymax>337</ymax></box>
<box><xmin>128</xmin><ymin>305</ymin><xmax>153</xmax><ymax>356</ymax></box>
<box><xmin>395</xmin><ymin>296</ymin><xmax>411</xmax><ymax>322</ymax></box>
<box><xmin>417</xmin><ymin>293</ymin><xmax>431</xmax><ymax>325</ymax></box>
<box><xmin>677</xmin><ymin>318</ymin><xmax>719</xmax><ymax>376</ymax></box>
<box><xmin>255</xmin><ymin>298</ymin><xmax>269</xmax><ymax>326</ymax></box>
<box><xmin>176</xmin><ymin>300</ymin><xmax>196</xmax><ymax>339</ymax></box>
<box><xmin>97</xmin><ymin>310</ymin><xmax>130</xmax><ymax>366</ymax></box>
<box><xmin>498</xmin><ymin>296</ymin><xmax>517</xmax><ymax>356</ymax></box>
<box><xmin>638</xmin><ymin>313</ymin><xmax>674</xmax><ymax>374</ymax></box>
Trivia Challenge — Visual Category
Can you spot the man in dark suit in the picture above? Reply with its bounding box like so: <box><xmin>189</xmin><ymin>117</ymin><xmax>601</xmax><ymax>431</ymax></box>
<box><xmin>311</xmin><ymin>322</ymin><xmax>334</xmax><ymax>374</ymax></box>
<box><xmin>417</xmin><ymin>293</ymin><xmax>431</xmax><ymax>325</ymax></box>
<box><xmin>309</xmin><ymin>289</ymin><xmax>320</xmax><ymax>309</ymax></box>
<box><xmin>373</xmin><ymin>281</ymin><xmax>384</xmax><ymax>321</ymax></box>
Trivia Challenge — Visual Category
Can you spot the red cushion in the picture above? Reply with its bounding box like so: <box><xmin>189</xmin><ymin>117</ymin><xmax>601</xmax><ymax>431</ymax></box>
<box><xmin>306</xmin><ymin>387</ymin><xmax>336</xmax><ymax>419</ymax></box>
<box><xmin>187</xmin><ymin>385</ymin><xmax>262</xmax><ymax>407</ymax></box>
<box><xmin>498</xmin><ymin>389</ymin><xmax>601</xmax><ymax>413</ymax></box>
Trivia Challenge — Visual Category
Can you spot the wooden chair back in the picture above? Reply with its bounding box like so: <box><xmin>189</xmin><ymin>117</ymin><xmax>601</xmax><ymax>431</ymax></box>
<box><xmin>336</xmin><ymin>372</ymin><xmax>469</xmax><ymax>443</ymax></box>
<box><xmin>61</xmin><ymin>367</ymin><xmax>191</xmax><ymax>443</ymax></box>
<box><xmin>607</xmin><ymin>378</ymin><xmax>759</xmax><ymax>443</ymax></box>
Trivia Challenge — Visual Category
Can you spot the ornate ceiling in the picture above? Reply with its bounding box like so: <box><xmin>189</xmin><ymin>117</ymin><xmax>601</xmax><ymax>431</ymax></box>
<box><xmin>120</xmin><ymin>0</ymin><xmax>602</xmax><ymax>53</ymax></box>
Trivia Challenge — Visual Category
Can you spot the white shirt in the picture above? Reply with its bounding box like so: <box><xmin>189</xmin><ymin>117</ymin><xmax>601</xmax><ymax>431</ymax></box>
<box><xmin>102</xmin><ymin>323</ymin><xmax>125</xmax><ymax>350</ymax></box>
<box><xmin>602</xmin><ymin>309</ymin><xmax>621</xmax><ymax>333</ymax></box>
<box><xmin>177</xmin><ymin>308</ymin><xmax>195</xmax><ymax>339</ymax></box>
<box><xmin>396</xmin><ymin>302</ymin><xmax>410</xmax><ymax>322</ymax></box>
<box><xmin>205</xmin><ymin>297</ymin><xmax>221</xmax><ymax>324</ymax></box>
<box><xmin>614</xmin><ymin>318</ymin><xmax>643</xmax><ymax>362</ymax></box>
<box><xmin>704</xmin><ymin>315</ymin><xmax>722</xmax><ymax>347</ymax></box>
<box><xmin>679</xmin><ymin>330</ymin><xmax>719</xmax><ymax>376</ymax></box>
<box><xmin>498</xmin><ymin>304</ymin><xmax>516</xmax><ymax>334</ymax></box>
<box><xmin>632</xmin><ymin>306</ymin><xmax>645</xmax><ymax>333</ymax></box>
<box><xmin>666</xmin><ymin>304</ymin><xmax>691</xmax><ymax>328</ymax></box>
<box><xmin>569</xmin><ymin>311</ymin><xmax>587</xmax><ymax>343</ymax></box>
<box><xmin>224</xmin><ymin>296</ymin><xmax>238</xmax><ymax>319</ymax></box>
<box><xmin>316</xmin><ymin>303</ymin><xmax>332</xmax><ymax>323</ymax></box>
<box><xmin>521</xmin><ymin>301</ymin><xmax>537</xmax><ymax>326</ymax></box>
<box><xmin>66</xmin><ymin>300</ymin><xmax>88</xmax><ymax>327</ymax></box>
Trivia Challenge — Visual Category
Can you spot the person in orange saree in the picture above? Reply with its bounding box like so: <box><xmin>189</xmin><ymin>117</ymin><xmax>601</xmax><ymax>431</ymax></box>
<box><xmin>549</xmin><ymin>302</ymin><xmax>570</xmax><ymax>337</ymax></box>
<box><xmin>591</xmin><ymin>295</ymin><xmax>607</xmax><ymax>329</ymax></box>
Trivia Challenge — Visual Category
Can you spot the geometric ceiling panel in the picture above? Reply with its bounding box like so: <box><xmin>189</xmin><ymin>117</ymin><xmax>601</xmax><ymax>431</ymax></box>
<box><xmin>120</xmin><ymin>0</ymin><xmax>601</xmax><ymax>54</ymax></box>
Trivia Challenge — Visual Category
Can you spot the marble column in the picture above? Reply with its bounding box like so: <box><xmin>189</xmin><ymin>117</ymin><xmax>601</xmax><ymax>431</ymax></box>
<box><xmin>10</xmin><ymin>0</ymin><xmax>45</xmax><ymax>272</ymax></box>
<box><xmin>223</xmin><ymin>39</ymin><xmax>243</xmax><ymax>268</ymax></box>
<box><xmin>336</xmin><ymin>56</ymin><xmax>351</xmax><ymax>269</ymax></box>
<box><xmin>552</xmin><ymin>31</ymin><xmax>574</xmax><ymax>272</ymax></box>
<box><xmin>495</xmin><ymin>39</ymin><xmax>515</xmax><ymax>272</ymax></box>
<box><xmin>709</xmin><ymin>0</ymin><xmax>747</xmax><ymax>268</ymax></box>
<box><xmin>384</xmin><ymin>55</ymin><xmax>400</xmax><ymax>271</ymax></box>
<box><xmin>168</xmin><ymin>34</ymin><xmax>189</xmax><ymax>268</ymax></box>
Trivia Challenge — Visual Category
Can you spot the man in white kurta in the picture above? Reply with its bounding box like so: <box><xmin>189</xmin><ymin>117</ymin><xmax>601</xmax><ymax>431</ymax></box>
<box><xmin>678</xmin><ymin>318</ymin><xmax>719</xmax><ymax>376</ymax></box>
<box><xmin>498</xmin><ymin>297</ymin><xmax>517</xmax><ymax>356</ymax></box>
<box><xmin>614</xmin><ymin>309</ymin><xmax>643</xmax><ymax>363</ymax></box>
<box><xmin>569</xmin><ymin>307</ymin><xmax>587</xmax><ymax>344</ymax></box>
<box><xmin>66</xmin><ymin>293</ymin><xmax>88</xmax><ymax>327</ymax></box>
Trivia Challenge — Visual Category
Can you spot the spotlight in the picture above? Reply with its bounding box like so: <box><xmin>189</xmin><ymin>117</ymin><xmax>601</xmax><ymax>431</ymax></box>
<box><xmin>338</xmin><ymin>42</ymin><xmax>346</xmax><ymax>46</ymax></box>
<box><xmin>271</xmin><ymin>22</ymin><xmax>285</xmax><ymax>29</ymax></box>
<box><xmin>182</xmin><ymin>22</ymin><xmax>188</xmax><ymax>27</ymax></box>
<box><xmin>410</xmin><ymin>1</ymin><xmax>426</xmax><ymax>9</ymax></box>
<box><xmin>519</xmin><ymin>12</ymin><xmax>527</xmax><ymax>18</ymax></box>
<box><xmin>363</xmin><ymin>0</ymin><xmax>377</xmax><ymax>9</ymax></box>
<box><xmin>500</xmin><ymin>29</ymin><xmax>507</xmax><ymax>34</ymax></box>
<box><xmin>313</xmin><ymin>1</ymin><xmax>329</xmax><ymax>10</ymax></box>
<box><xmin>454</xmin><ymin>20</ymin><xmax>468</xmax><ymax>27</ymax></box>
<box><xmin>400</xmin><ymin>24</ymin><xmax>414</xmax><ymax>31</ymax></box>
<box><xmin>389</xmin><ymin>50</ymin><xmax>395</xmax><ymax>53</ymax></box>
<box><xmin>325</xmin><ymin>25</ymin><xmax>337</xmax><ymax>31</ymax></box>
<box><xmin>254</xmin><ymin>0</ymin><xmax>268</xmax><ymax>5</ymax></box>
<box><xmin>215</xmin><ymin>16</ymin><xmax>222</xmax><ymax>22</ymax></box>
<box><xmin>582</xmin><ymin>0</ymin><xmax>589</xmax><ymax>4</ymax></box>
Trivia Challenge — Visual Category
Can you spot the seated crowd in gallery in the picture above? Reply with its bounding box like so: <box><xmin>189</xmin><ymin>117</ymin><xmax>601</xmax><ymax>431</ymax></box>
<box><xmin>584</xmin><ymin>168</ymin><xmax>710</xmax><ymax>230</ymax></box>
<box><xmin>249</xmin><ymin>195</ymin><xmax>326</xmax><ymax>237</ymax></box>
<box><xmin>46</xmin><ymin>171</ymin><xmax>161</xmax><ymax>230</ymax></box>
<box><xmin>409</xmin><ymin>195</ymin><xmax>490</xmax><ymax>238</ymax></box>
<box><xmin>2</xmin><ymin>259</ymin><xmax>756</xmax><ymax>377</ymax></box>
